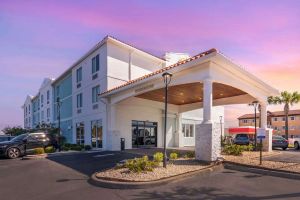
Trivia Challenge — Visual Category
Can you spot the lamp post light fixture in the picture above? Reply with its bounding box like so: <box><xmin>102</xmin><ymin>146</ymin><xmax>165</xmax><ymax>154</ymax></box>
<box><xmin>162</xmin><ymin>72</ymin><xmax>172</xmax><ymax>168</ymax></box>
<box><xmin>56</xmin><ymin>97</ymin><xmax>62</xmax><ymax>152</ymax></box>
<box><xmin>252</xmin><ymin>101</ymin><xmax>259</xmax><ymax>150</ymax></box>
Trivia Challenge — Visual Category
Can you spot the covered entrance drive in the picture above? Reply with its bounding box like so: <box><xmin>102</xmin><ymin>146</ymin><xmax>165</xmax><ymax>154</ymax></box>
<box><xmin>100</xmin><ymin>48</ymin><xmax>279</xmax><ymax>161</ymax></box>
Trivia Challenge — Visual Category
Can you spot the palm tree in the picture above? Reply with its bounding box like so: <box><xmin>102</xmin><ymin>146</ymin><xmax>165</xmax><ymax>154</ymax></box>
<box><xmin>268</xmin><ymin>91</ymin><xmax>300</xmax><ymax>139</ymax></box>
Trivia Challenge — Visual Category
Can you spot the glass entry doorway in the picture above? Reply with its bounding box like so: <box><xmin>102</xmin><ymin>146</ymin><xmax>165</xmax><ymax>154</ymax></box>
<box><xmin>132</xmin><ymin>120</ymin><xmax>157</xmax><ymax>148</ymax></box>
<box><xmin>91</xmin><ymin>120</ymin><xmax>103</xmax><ymax>148</ymax></box>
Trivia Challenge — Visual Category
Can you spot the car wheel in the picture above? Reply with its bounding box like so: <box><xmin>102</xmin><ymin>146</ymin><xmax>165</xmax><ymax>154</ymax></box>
<box><xmin>282</xmin><ymin>147</ymin><xmax>287</xmax><ymax>150</ymax></box>
<box><xmin>7</xmin><ymin>148</ymin><xmax>20</xmax><ymax>159</ymax></box>
<box><xmin>294</xmin><ymin>142</ymin><xmax>300</xmax><ymax>150</ymax></box>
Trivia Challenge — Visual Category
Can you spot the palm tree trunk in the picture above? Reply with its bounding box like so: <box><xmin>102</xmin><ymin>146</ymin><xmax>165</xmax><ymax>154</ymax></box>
<box><xmin>284</xmin><ymin>103</ymin><xmax>289</xmax><ymax>139</ymax></box>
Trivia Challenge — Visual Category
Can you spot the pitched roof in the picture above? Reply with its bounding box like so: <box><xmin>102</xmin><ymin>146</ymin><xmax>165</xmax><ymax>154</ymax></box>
<box><xmin>99</xmin><ymin>48</ymin><xmax>217</xmax><ymax>96</ymax></box>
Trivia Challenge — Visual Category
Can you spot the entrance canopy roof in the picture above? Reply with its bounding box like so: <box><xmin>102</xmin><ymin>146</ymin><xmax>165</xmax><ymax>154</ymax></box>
<box><xmin>99</xmin><ymin>48</ymin><xmax>279</xmax><ymax>107</ymax></box>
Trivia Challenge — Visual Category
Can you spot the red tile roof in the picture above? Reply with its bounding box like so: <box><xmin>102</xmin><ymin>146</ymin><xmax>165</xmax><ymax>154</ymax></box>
<box><xmin>100</xmin><ymin>48</ymin><xmax>217</xmax><ymax>96</ymax></box>
<box><xmin>238</xmin><ymin>110</ymin><xmax>300</xmax><ymax>119</ymax></box>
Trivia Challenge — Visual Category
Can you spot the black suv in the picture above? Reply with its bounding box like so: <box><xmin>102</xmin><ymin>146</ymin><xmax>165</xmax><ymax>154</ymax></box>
<box><xmin>0</xmin><ymin>133</ymin><xmax>51</xmax><ymax>159</ymax></box>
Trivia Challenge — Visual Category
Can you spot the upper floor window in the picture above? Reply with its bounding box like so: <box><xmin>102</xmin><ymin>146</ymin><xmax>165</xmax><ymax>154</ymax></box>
<box><xmin>92</xmin><ymin>55</ymin><xmax>100</xmax><ymax>74</ymax></box>
<box><xmin>56</xmin><ymin>86</ymin><xmax>60</xmax><ymax>97</ymax></box>
<box><xmin>41</xmin><ymin>95</ymin><xmax>44</xmax><ymax>105</ymax></box>
<box><xmin>47</xmin><ymin>90</ymin><xmax>50</xmax><ymax>103</ymax></box>
<box><xmin>77</xmin><ymin>93</ymin><xmax>83</xmax><ymax>108</ymax></box>
<box><xmin>182</xmin><ymin>124</ymin><xmax>194</xmax><ymax>137</ymax></box>
<box><xmin>25</xmin><ymin>107</ymin><xmax>27</xmax><ymax>115</ymax></box>
<box><xmin>274</xmin><ymin>117</ymin><xmax>278</xmax><ymax>121</ymax></box>
<box><xmin>282</xmin><ymin>117</ymin><xmax>286</xmax><ymax>121</ymax></box>
<box><xmin>291</xmin><ymin>116</ymin><xmax>295</xmax><ymax>121</ymax></box>
<box><xmin>242</xmin><ymin>119</ymin><xmax>248</xmax><ymax>123</ymax></box>
<box><xmin>76</xmin><ymin>67</ymin><xmax>82</xmax><ymax>83</ymax></box>
<box><xmin>92</xmin><ymin>85</ymin><xmax>100</xmax><ymax>103</ymax></box>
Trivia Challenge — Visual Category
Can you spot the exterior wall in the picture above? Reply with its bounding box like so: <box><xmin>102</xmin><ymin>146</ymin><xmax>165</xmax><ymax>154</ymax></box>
<box><xmin>32</xmin><ymin>96</ymin><xmax>40</xmax><ymax>128</ymax></box>
<box><xmin>239</xmin><ymin>118</ymin><xmax>259</xmax><ymax>127</ymax></box>
<box><xmin>53</xmin><ymin>73</ymin><xmax>73</xmax><ymax>143</ymax></box>
<box><xmin>23</xmin><ymin>96</ymin><xmax>33</xmax><ymax>129</ymax></box>
<box><xmin>39</xmin><ymin>79</ymin><xmax>53</xmax><ymax>125</ymax></box>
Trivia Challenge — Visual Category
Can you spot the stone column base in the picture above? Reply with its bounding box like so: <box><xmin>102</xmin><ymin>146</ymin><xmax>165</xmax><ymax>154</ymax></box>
<box><xmin>195</xmin><ymin>123</ymin><xmax>221</xmax><ymax>162</ymax></box>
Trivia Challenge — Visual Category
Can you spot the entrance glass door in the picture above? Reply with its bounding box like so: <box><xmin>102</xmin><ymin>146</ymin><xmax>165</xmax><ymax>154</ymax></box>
<box><xmin>132</xmin><ymin>120</ymin><xmax>157</xmax><ymax>148</ymax></box>
<box><xmin>91</xmin><ymin>120</ymin><xmax>102</xmax><ymax>148</ymax></box>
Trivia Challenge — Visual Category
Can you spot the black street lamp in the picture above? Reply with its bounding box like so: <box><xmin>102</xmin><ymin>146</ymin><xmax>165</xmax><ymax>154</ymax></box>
<box><xmin>252</xmin><ymin>101</ymin><xmax>259</xmax><ymax>150</ymax></box>
<box><xmin>56</xmin><ymin>97</ymin><xmax>62</xmax><ymax>152</ymax></box>
<box><xmin>219</xmin><ymin>116</ymin><xmax>223</xmax><ymax>147</ymax></box>
<box><xmin>162</xmin><ymin>72</ymin><xmax>172</xmax><ymax>168</ymax></box>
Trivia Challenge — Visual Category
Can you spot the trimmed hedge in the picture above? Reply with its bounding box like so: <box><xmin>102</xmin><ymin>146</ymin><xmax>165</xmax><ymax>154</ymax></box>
<box><xmin>34</xmin><ymin>148</ymin><xmax>45</xmax><ymax>155</ymax></box>
<box><xmin>44</xmin><ymin>146</ymin><xmax>56</xmax><ymax>153</ymax></box>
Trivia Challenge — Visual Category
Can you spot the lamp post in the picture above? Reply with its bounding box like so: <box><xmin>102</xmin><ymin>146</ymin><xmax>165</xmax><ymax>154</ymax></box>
<box><xmin>219</xmin><ymin>116</ymin><xmax>223</xmax><ymax>148</ymax></box>
<box><xmin>56</xmin><ymin>97</ymin><xmax>62</xmax><ymax>152</ymax></box>
<box><xmin>252</xmin><ymin>101</ymin><xmax>259</xmax><ymax>150</ymax></box>
<box><xmin>162</xmin><ymin>72</ymin><xmax>172</xmax><ymax>168</ymax></box>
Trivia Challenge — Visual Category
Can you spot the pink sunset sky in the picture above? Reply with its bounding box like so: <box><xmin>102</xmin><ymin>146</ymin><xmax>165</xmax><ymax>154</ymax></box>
<box><xmin>0</xmin><ymin>0</ymin><xmax>300</xmax><ymax>129</ymax></box>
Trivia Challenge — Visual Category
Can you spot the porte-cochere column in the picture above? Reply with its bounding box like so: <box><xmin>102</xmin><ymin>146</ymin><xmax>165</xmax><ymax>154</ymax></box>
<box><xmin>195</xmin><ymin>79</ymin><xmax>221</xmax><ymax>162</ymax></box>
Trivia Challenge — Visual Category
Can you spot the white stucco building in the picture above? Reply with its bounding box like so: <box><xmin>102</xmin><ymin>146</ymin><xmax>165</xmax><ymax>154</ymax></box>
<box><xmin>23</xmin><ymin>36</ymin><xmax>278</xmax><ymax>161</ymax></box>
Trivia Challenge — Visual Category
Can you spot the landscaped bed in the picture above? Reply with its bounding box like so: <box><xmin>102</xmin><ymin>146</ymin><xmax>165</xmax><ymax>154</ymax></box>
<box><xmin>223</xmin><ymin>151</ymin><xmax>300</xmax><ymax>173</ymax></box>
<box><xmin>95</xmin><ymin>151</ymin><xmax>219</xmax><ymax>182</ymax></box>
<box><xmin>96</xmin><ymin>158</ymin><xmax>212</xmax><ymax>182</ymax></box>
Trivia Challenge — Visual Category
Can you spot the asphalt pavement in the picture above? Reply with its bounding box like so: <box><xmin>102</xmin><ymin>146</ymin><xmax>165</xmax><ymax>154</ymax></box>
<box><xmin>1</xmin><ymin>151</ymin><xmax>300</xmax><ymax>200</ymax></box>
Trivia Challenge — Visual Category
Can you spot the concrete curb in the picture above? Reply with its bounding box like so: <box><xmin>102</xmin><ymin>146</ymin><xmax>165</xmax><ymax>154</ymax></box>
<box><xmin>89</xmin><ymin>163</ymin><xmax>223</xmax><ymax>189</ymax></box>
<box><xmin>224</xmin><ymin>161</ymin><xmax>300</xmax><ymax>180</ymax></box>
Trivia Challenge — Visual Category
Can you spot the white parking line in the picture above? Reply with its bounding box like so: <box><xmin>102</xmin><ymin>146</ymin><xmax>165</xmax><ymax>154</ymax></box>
<box><xmin>93</xmin><ymin>153</ymin><xmax>115</xmax><ymax>158</ymax></box>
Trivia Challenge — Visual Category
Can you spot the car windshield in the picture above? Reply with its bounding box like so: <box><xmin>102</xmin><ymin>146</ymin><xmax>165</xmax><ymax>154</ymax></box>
<box><xmin>10</xmin><ymin>134</ymin><xmax>27</xmax><ymax>142</ymax></box>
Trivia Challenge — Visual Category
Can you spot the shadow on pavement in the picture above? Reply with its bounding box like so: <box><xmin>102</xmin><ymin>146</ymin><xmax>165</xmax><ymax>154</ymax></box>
<box><xmin>46</xmin><ymin>151</ymin><xmax>138</xmax><ymax>176</ymax></box>
<box><xmin>132</xmin><ymin>186</ymin><xmax>300</xmax><ymax>200</ymax></box>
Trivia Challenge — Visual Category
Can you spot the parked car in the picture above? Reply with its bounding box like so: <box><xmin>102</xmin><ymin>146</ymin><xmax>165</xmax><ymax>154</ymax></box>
<box><xmin>0</xmin><ymin>132</ymin><xmax>51</xmax><ymax>159</ymax></box>
<box><xmin>272</xmin><ymin>135</ymin><xmax>288</xmax><ymax>150</ymax></box>
<box><xmin>294</xmin><ymin>138</ymin><xmax>300</xmax><ymax>150</ymax></box>
<box><xmin>233</xmin><ymin>134</ymin><xmax>250</xmax><ymax>145</ymax></box>
<box><xmin>0</xmin><ymin>135</ymin><xmax>15</xmax><ymax>142</ymax></box>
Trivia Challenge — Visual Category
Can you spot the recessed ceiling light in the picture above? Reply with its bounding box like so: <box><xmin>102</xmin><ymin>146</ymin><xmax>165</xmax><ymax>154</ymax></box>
<box><xmin>180</xmin><ymin>92</ymin><xmax>184</xmax><ymax>96</ymax></box>
<box><xmin>220</xmin><ymin>93</ymin><xmax>223</xmax><ymax>96</ymax></box>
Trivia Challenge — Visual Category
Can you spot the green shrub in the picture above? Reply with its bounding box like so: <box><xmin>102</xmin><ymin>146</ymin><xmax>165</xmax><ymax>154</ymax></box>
<box><xmin>223</xmin><ymin>144</ymin><xmax>244</xmax><ymax>156</ymax></box>
<box><xmin>34</xmin><ymin>148</ymin><xmax>45</xmax><ymax>155</ymax></box>
<box><xmin>124</xmin><ymin>156</ymin><xmax>156</xmax><ymax>173</ymax></box>
<box><xmin>44</xmin><ymin>146</ymin><xmax>56</xmax><ymax>153</ymax></box>
<box><xmin>169</xmin><ymin>152</ymin><xmax>178</xmax><ymax>160</ymax></box>
<box><xmin>70</xmin><ymin>145</ymin><xmax>83</xmax><ymax>151</ymax></box>
<box><xmin>242</xmin><ymin>144</ymin><xmax>254</xmax><ymax>151</ymax></box>
<box><xmin>62</xmin><ymin>146</ymin><xmax>70</xmax><ymax>151</ymax></box>
<box><xmin>184</xmin><ymin>151</ymin><xmax>195</xmax><ymax>158</ymax></box>
<box><xmin>63</xmin><ymin>143</ymin><xmax>72</xmax><ymax>148</ymax></box>
<box><xmin>84</xmin><ymin>145</ymin><xmax>92</xmax><ymax>151</ymax></box>
<box><xmin>153</xmin><ymin>152</ymin><xmax>164</xmax><ymax>163</ymax></box>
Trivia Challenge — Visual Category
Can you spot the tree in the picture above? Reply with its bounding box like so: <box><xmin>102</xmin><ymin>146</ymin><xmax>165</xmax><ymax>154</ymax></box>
<box><xmin>2</xmin><ymin>126</ymin><xmax>27</xmax><ymax>136</ymax></box>
<box><xmin>268</xmin><ymin>91</ymin><xmax>300</xmax><ymax>139</ymax></box>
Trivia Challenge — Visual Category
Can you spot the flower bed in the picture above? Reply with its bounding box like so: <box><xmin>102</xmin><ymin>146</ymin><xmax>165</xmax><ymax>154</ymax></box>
<box><xmin>223</xmin><ymin>151</ymin><xmax>300</xmax><ymax>173</ymax></box>
<box><xmin>96</xmin><ymin>158</ymin><xmax>212</xmax><ymax>182</ymax></box>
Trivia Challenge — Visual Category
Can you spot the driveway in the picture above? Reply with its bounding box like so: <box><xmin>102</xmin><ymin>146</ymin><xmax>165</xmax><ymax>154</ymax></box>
<box><xmin>264</xmin><ymin>149</ymin><xmax>300</xmax><ymax>163</ymax></box>
<box><xmin>1</xmin><ymin>151</ymin><xmax>300</xmax><ymax>200</ymax></box>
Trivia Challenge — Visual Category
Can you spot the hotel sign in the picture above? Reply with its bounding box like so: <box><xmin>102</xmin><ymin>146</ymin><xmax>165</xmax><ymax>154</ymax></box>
<box><xmin>135</xmin><ymin>84</ymin><xmax>154</xmax><ymax>93</ymax></box>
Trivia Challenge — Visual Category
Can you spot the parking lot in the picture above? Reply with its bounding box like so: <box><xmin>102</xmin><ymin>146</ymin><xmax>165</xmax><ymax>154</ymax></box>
<box><xmin>1</xmin><ymin>150</ymin><xmax>300</xmax><ymax>200</ymax></box>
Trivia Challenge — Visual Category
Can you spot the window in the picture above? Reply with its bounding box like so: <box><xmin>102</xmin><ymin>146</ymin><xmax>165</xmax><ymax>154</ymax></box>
<box><xmin>282</xmin><ymin>126</ymin><xmax>286</xmax><ymax>130</ymax></box>
<box><xmin>252</xmin><ymin>119</ymin><xmax>255</xmax><ymax>123</ymax></box>
<box><xmin>282</xmin><ymin>117</ymin><xmax>286</xmax><ymax>121</ymax></box>
<box><xmin>47</xmin><ymin>108</ymin><xmax>50</xmax><ymax>118</ymax></box>
<box><xmin>25</xmin><ymin>107</ymin><xmax>27</xmax><ymax>115</ymax></box>
<box><xmin>274</xmin><ymin>126</ymin><xmax>278</xmax><ymax>130</ymax></box>
<box><xmin>291</xmin><ymin>116</ymin><xmax>295</xmax><ymax>121</ymax></box>
<box><xmin>41</xmin><ymin>95</ymin><xmax>44</xmax><ymax>107</ymax></box>
<box><xmin>56</xmin><ymin>86</ymin><xmax>60</xmax><ymax>97</ymax></box>
<box><xmin>290</xmin><ymin>126</ymin><xmax>296</xmax><ymax>130</ymax></box>
<box><xmin>274</xmin><ymin>117</ymin><xmax>278</xmax><ymax>121</ymax></box>
<box><xmin>47</xmin><ymin>90</ymin><xmax>50</xmax><ymax>103</ymax></box>
<box><xmin>182</xmin><ymin>124</ymin><xmax>194</xmax><ymax>137</ymax></box>
<box><xmin>76</xmin><ymin>67</ymin><xmax>82</xmax><ymax>83</ymax></box>
<box><xmin>77</xmin><ymin>93</ymin><xmax>83</xmax><ymax>108</ymax></box>
<box><xmin>41</xmin><ymin>111</ymin><xmax>44</xmax><ymax>121</ymax></box>
<box><xmin>92</xmin><ymin>85</ymin><xmax>100</xmax><ymax>103</ymax></box>
<box><xmin>76</xmin><ymin>122</ymin><xmax>85</xmax><ymax>145</ymax></box>
<box><xmin>242</xmin><ymin>119</ymin><xmax>248</xmax><ymax>123</ymax></box>
<box><xmin>92</xmin><ymin>54</ymin><xmax>99</xmax><ymax>74</ymax></box>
